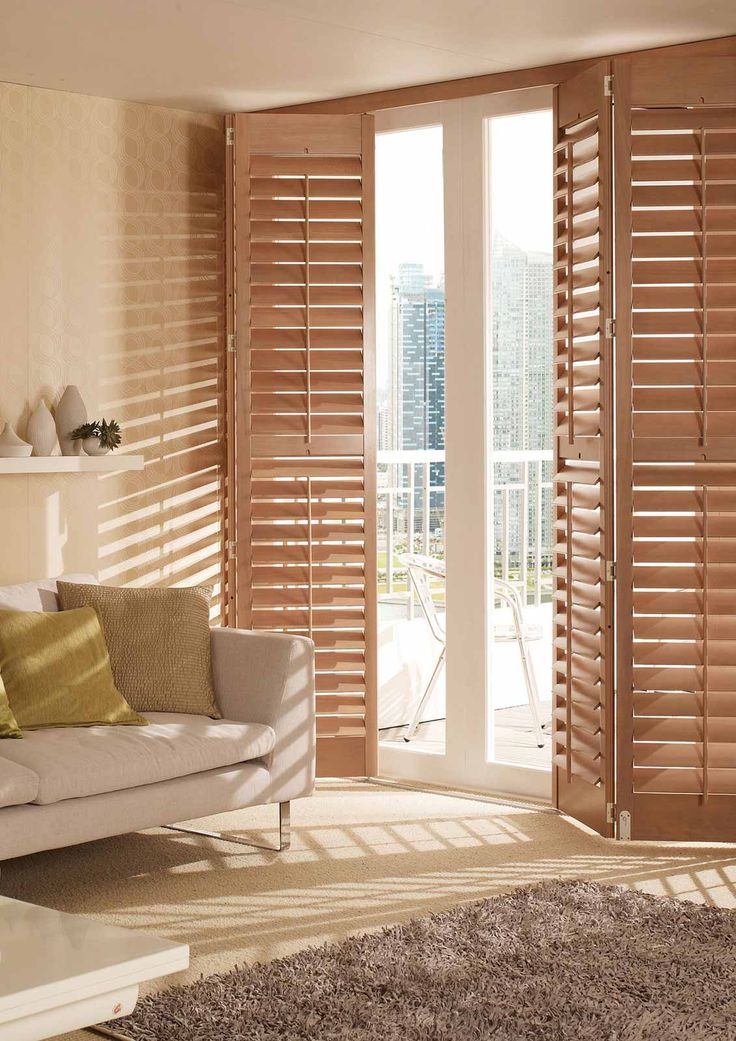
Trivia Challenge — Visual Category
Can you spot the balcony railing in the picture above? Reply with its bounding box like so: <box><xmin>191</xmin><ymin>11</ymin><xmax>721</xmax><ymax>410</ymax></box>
<box><xmin>378</xmin><ymin>448</ymin><xmax>553</xmax><ymax>613</ymax></box>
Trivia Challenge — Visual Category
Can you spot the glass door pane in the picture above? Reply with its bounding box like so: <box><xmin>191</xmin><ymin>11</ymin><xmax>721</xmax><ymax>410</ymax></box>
<box><xmin>487</xmin><ymin>109</ymin><xmax>554</xmax><ymax>772</ymax></box>
<box><xmin>375</xmin><ymin>125</ymin><xmax>447</xmax><ymax>756</ymax></box>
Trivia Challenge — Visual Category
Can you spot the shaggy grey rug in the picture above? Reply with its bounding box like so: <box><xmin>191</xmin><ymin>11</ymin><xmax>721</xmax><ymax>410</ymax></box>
<box><xmin>106</xmin><ymin>880</ymin><xmax>736</xmax><ymax>1040</ymax></box>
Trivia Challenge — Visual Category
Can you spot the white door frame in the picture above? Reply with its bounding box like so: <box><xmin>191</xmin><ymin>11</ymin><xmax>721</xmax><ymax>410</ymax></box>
<box><xmin>376</xmin><ymin>87</ymin><xmax>553</xmax><ymax>800</ymax></box>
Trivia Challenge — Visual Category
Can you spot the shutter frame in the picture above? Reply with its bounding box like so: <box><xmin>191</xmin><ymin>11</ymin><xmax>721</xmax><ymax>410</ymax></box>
<box><xmin>615</xmin><ymin>55</ymin><xmax>736</xmax><ymax>841</ymax></box>
<box><xmin>232</xmin><ymin>112</ymin><xmax>377</xmax><ymax>778</ymax></box>
<box><xmin>553</xmin><ymin>60</ymin><xmax>616</xmax><ymax>837</ymax></box>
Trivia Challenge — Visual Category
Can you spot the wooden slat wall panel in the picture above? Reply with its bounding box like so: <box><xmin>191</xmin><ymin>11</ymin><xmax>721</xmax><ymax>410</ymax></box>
<box><xmin>615</xmin><ymin>55</ymin><xmax>736</xmax><ymax>841</ymax></box>
<box><xmin>233</xmin><ymin>113</ymin><xmax>376</xmax><ymax>778</ymax></box>
<box><xmin>553</xmin><ymin>62</ymin><xmax>615</xmax><ymax>837</ymax></box>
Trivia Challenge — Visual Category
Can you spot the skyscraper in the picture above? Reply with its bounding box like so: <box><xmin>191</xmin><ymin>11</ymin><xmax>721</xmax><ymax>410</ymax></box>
<box><xmin>388</xmin><ymin>264</ymin><xmax>446</xmax><ymax>535</ymax></box>
<box><xmin>390</xmin><ymin>263</ymin><xmax>445</xmax><ymax>455</ymax></box>
<box><xmin>491</xmin><ymin>234</ymin><xmax>553</xmax><ymax>565</ymax></box>
<box><xmin>491</xmin><ymin>235</ymin><xmax>553</xmax><ymax>453</ymax></box>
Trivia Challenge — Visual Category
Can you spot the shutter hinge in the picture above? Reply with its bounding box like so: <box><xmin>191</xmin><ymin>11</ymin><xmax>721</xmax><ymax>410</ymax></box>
<box><xmin>606</xmin><ymin>802</ymin><xmax>616</xmax><ymax>825</ymax></box>
<box><xmin>226</xmin><ymin>126</ymin><xmax>234</xmax><ymax>146</ymax></box>
<box><xmin>228</xmin><ymin>540</ymin><xmax>237</xmax><ymax>557</ymax></box>
<box><xmin>604</xmin><ymin>74</ymin><xmax>614</xmax><ymax>98</ymax></box>
<box><xmin>227</xmin><ymin>333</ymin><xmax>236</xmax><ymax>353</ymax></box>
<box><xmin>606</xmin><ymin>560</ymin><xmax>616</xmax><ymax>582</ymax></box>
<box><xmin>605</xmin><ymin>317</ymin><xmax>615</xmax><ymax>338</ymax></box>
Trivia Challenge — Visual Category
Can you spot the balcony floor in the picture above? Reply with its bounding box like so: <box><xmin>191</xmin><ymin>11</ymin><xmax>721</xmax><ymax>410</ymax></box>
<box><xmin>378</xmin><ymin>601</ymin><xmax>553</xmax><ymax>771</ymax></box>
<box><xmin>379</xmin><ymin>702</ymin><xmax>552</xmax><ymax>769</ymax></box>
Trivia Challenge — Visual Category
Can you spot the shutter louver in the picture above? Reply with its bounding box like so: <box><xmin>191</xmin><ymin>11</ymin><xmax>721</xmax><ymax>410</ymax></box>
<box><xmin>615</xmin><ymin>56</ymin><xmax>736</xmax><ymax>840</ymax></box>
<box><xmin>233</xmin><ymin>114</ymin><xmax>376</xmax><ymax>778</ymax></box>
<box><xmin>553</xmin><ymin>63</ymin><xmax>615</xmax><ymax>835</ymax></box>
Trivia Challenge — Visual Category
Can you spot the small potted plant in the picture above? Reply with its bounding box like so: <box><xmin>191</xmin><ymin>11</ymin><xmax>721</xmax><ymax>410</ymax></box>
<box><xmin>70</xmin><ymin>419</ymin><xmax>122</xmax><ymax>457</ymax></box>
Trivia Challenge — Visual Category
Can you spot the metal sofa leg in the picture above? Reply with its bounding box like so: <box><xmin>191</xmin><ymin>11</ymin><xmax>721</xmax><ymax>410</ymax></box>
<box><xmin>278</xmin><ymin>800</ymin><xmax>291</xmax><ymax>851</ymax></box>
<box><xmin>164</xmin><ymin>801</ymin><xmax>291</xmax><ymax>852</ymax></box>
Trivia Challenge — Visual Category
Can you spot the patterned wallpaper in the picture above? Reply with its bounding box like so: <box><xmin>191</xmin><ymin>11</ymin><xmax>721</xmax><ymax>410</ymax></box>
<box><xmin>0</xmin><ymin>83</ymin><xmax>225</xmax><ymax>613</ymax></box>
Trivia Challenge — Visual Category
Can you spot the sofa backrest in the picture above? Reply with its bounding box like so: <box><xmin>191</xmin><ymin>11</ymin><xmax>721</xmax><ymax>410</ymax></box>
<box><xmin>0</xmin><ymin>575</ymin><xmax>98</xmax><ymax>612</ymax></box>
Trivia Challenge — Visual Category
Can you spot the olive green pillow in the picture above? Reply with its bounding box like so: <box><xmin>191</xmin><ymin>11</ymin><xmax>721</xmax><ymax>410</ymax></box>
<box><xmin>57</xmin><ymin>582</ymin><xmax>220</xmax><ymax>718</ymax></box>
<box><xmin>0</xmin><ymin>606</ymin><xmax>147</xmax><ymax>732</ymax></box>
<box><xmin>0</xmin><ymin>673</ymin><xmax>21</xmax><ymax>739</ymax></box>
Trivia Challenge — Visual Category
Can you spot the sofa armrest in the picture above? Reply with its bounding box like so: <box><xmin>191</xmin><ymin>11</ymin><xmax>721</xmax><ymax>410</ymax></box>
<box><xmin>210</xmin><ymin>627</ymin><xmax>315</xmax><ymax>803</ymax></box>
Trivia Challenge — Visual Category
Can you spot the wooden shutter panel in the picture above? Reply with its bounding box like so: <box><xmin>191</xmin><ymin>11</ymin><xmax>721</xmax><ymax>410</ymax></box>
<box><xmin>553</xmin><ymin>63</ymin><xmax>615</xmax><ymax>836</ymax></box>
<box><xmin>232</xmin><ymin>114</ymin><xmax>376</xmax><ymax>778</ymax></box>
<box><xmin>615</xmin><ymin>56</ymin><xmax>736</xmax><ymax>840</ymax></box>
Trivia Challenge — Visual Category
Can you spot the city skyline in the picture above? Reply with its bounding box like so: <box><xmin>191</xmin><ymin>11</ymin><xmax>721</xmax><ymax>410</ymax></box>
<box><xmin>375</xmin><ymin>110</ymin><xmax>554</xmax><ymax>598</ymax></box>
<box><xmin>378</xmin><ymin>235</ymin><xmax>552</xmax><ymax>452</ymax></box>
<box><xmin>378</xmin><ymin>238</ymin><xmax>553</xmax><ymax>561</ymax></box>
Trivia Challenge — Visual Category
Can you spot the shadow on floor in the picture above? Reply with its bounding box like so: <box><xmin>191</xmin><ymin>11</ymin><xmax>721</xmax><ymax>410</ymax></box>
<box><xmin>3</xmin><ymin>780</ymin><xmax>736</xmax><ymax>1003</ymax></box>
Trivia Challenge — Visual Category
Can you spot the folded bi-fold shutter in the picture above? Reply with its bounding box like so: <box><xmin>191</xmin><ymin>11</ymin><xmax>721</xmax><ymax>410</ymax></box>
<box><xmin>615</xmin><ymin>56</ymin><xmax>736</xmax><ymax>840</ymax></box>
<box><xmin>232</xmin><ymin>114</ymin><xmax>376</xmax><ymax>778</ymax></box>
<box><xmin>553</xmin><ymin>62</ymin><xmax>615</xmax><ymax>836</ymax></box>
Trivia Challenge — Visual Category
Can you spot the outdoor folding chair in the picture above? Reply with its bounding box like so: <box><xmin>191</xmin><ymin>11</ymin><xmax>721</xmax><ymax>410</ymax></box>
<box><xmin>399</xmin><ymin>554</ymin><xmax>545</xmax><ymax>747</ymax></box>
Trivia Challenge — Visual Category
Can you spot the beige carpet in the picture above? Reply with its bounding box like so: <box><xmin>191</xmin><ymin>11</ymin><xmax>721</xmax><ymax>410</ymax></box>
<box><xmin>2</xmin><ymin>780</ymin><xmax>736</xmax><ymax>1040</ymax></box>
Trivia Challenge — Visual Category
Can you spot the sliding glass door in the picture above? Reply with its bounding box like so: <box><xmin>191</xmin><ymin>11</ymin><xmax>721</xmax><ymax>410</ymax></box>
<box><xmin>375</xmin><ymin>89</ymin><xmax>553</xmax><ymax>799</ymax></box>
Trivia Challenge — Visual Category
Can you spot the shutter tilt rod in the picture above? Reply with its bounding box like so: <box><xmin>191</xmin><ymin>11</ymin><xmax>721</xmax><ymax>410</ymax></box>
<box><xmin>305</xmin><ymin>172</ymin><xmax>312</xmax><ymax>447</ymax></box>
<box><xmin>566</xmin><ymin>143</ymin><xmax>575</xmax><ymax>445</ymax></box>
<box><xmin>700</xmin><ymin>127</ymin><xmax>709</xmax><ymax>449</ymax></box>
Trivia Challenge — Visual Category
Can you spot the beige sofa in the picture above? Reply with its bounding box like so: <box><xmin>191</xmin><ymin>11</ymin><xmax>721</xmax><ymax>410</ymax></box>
<box><xmin>0</xmin><ymin>576</ymin><xmax>315</xmax><ymax>862</ymax></box>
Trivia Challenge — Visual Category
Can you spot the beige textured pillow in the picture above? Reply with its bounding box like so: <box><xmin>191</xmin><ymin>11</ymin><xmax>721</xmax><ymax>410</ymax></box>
<box><xmin>57</xmin><ymin>583</ymin><xmax>220</xmax><ymax>718</ymax></box>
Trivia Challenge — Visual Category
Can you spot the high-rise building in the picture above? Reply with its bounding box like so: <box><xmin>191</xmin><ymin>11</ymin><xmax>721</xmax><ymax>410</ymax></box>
<box><xmin>382</xmin><ymin>244</ymin><xmax>551</xmax><ymax>563</ymax></box>
<box><xmin>491</xmin><ymin>234</ymin><xmax>553</xmax><ymax>564</ymax></box>
<box><xmin>395</xmin><ymin>262</ymin><xmax>427</xmax><ymax>294</ymax></box>
<box><xmin>377</xmin><ymin>397</ymin><xmax>391</xmax><ymax>451</ymax></box>
<box><xmin>390</xmin><ymin>263</ymin><xmax>445</xmax><ymax>455</ymax></box>
<box><xmin>491</xmin><ymin>236</ymin><xmax>553</xmax><ymax>452</ymax></box>
<box><xmin>388</xmin><ymin>264</ymin><xmax>446</xmax><ymax>535</ymax></box>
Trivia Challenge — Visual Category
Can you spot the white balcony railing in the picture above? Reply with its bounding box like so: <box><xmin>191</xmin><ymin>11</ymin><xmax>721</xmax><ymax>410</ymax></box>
<box><xmin>377</xmin><ymin>448</ymin><xmax>553</xmax><ymax>613</ymax></box>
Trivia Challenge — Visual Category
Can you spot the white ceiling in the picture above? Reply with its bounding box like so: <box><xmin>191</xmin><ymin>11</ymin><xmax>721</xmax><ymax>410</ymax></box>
<box><xmin>1</xmin><ymin>0</ymin><xmax>734</xmax><ymax>112</ymax></box>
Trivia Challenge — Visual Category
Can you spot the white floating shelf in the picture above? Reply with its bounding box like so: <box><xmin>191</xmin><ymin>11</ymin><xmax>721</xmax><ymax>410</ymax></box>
<box><xmin>0</xmin><ymin>455</ymin><xmax>144</xmax><ymax>474</ymax></box>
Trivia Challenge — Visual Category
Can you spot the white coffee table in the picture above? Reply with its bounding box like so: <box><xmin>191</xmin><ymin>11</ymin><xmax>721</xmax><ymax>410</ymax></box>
<box><xmin>0</xmin><ymin>896</ymin><xmax>189</xmax><ymax>1041</ymax></box>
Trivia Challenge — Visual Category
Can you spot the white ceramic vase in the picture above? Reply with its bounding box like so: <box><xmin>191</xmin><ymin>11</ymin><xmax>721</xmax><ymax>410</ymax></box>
<box><xmin>82</xmin><ymin>437</ymin><xmax>110</xmax><ymax>457</ymax></box>
<box><xmin>0</xmin><ymin>423</ymin><xmax>33</xmax><ymax>458</ymax></box>
<box><xmin>27</xmin><ymin>400</ymin><xmax>58</xmax><ymax>456</ymax></box>
<box><xmin>55</xmin><ymin>386</ymin><xmax>87</xmax><ymax>456</ymax></box>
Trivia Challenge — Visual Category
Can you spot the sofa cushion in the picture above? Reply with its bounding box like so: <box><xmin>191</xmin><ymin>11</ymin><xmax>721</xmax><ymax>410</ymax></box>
<box><xmin>0</xmin><ymin>714</ymin><xmax>275</xmax><ymax>805</ymax></box>
<box><xmin>0</xmin><ymin>757</ymin><xmax>39</xmax><ymax>808</ymax></box>
<box><xmin>0</xmin><ymin>606</ymin><xmax>147</xmax><ymax>732</ymax></box>
<box><xmin>0</xmin><ymin>574</ymin><xmax>97</xmax><ymax>613</ymax></box>
<box><xmin>57</xmin><ymin>582</ymin><xmax>220</xmax><ymax>718</ymax></box>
